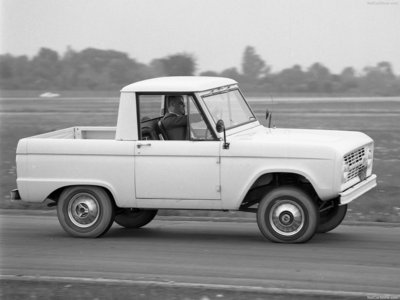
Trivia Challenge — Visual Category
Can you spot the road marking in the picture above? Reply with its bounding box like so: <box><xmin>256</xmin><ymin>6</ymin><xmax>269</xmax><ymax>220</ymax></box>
<box><xmin>1</xmin><ymin>274</ymin><xmax>399</xmax><ymax>298</ymax></box>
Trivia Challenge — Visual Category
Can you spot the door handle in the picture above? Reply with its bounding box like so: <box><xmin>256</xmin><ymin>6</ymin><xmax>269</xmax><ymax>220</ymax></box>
<box><xmin>137</xmin><ymin>143</ymin><xmax>152</xmax><ymax>149</ymax></box>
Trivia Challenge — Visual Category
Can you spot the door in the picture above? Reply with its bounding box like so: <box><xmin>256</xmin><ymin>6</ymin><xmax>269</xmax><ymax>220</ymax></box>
<box><xmin>135</xmin><ymin>141</ymin><xmax>221</xmax><ymax>200</ymax></box>
<box><xmin>134</xmin><ymin>93</ymin><xmax>221</xmax><ymax>202</ymax></box>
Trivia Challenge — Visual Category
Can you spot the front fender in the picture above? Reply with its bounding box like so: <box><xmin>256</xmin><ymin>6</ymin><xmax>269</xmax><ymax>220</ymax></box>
<box><xmin>221</xmin><ymin>158</ymin><xmax>336</xmax><ymax>210</ymax></box>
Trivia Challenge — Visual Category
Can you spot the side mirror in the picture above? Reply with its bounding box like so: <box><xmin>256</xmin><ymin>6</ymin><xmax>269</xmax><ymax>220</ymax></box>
<box><xmin>216</xmin><ymin>120</ymin><xmax>229</xmax><ymax>149</ymax></box>
<box><xmin>216</xmin><ymin>119</ymin><xmax>225</xmax><ymax>133</ymax></box>
<box><xmin>266</xmin><ymin>108</ymin><xmax>272</xmax><ymax>128</ymax></box>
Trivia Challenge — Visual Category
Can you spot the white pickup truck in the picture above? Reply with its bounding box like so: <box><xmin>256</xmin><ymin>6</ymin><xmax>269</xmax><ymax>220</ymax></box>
<box><xmin>12</xmin><ymin>76</ymin><xmax>377</xmax><ymax>243</ymax></box>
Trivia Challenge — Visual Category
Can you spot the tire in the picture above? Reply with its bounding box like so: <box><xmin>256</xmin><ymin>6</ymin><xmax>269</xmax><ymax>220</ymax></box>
<box><xmin>114</xmin><ymin>209</ymin><xmax>157</xmax><ymax>228</ymax></box>
<box><xmin>317</xmin><ymin>202</ymin><xmax>347</xmax><ymax>233</ymax></box>
<box><xmin>257</xmin><ymin>186</ymin><xmax>318</xmax><ymax>243</ymax></box>
<box><xmin>57</xmin><ymin>186</ymin><xmax>115</xmax><ymax>238</ymax></box>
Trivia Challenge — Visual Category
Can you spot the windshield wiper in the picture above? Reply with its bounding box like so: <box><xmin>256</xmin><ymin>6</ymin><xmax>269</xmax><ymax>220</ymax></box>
<box><xmin>202</xmin><ymin>86</ymin><xmax>236</xmax><ymax>97</ymax></box>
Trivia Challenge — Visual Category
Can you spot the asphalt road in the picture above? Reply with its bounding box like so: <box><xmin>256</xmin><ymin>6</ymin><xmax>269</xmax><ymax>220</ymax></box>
<box><xmin>1</xmin><ymin>212</ymin><xmax>400</xmax><ymax>298</ymax></box>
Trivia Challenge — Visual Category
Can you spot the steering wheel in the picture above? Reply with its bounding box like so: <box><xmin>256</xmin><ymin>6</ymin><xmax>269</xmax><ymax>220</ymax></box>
<box><xmin>141</xmin><ymin>126</ymin><xmax>157</xmax><ymax>140</ymax></box>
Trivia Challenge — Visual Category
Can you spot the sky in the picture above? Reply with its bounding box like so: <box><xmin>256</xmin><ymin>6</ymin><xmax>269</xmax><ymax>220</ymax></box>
<box><xmin>1</xmin><ymin>0</ymin><xmax>400</xmax><ymax>75</ymax></box>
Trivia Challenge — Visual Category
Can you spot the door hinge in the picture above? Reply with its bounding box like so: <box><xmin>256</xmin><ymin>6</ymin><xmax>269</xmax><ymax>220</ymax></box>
<box><xmin>216</xmin><ymin>185</ymin><xmax>221</xmax><ymax>193</ymax></box>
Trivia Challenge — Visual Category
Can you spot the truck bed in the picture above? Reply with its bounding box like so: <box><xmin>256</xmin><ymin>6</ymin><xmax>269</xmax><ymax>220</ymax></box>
<box><xmin>15</xmin><ymin>125</ymin><xmax>134</xmax><ymax>206</ymax></box>
<box><xmin>29</xmin><ymin>127</ymin><xmax>117</xmax><ymax>140</ymax></box>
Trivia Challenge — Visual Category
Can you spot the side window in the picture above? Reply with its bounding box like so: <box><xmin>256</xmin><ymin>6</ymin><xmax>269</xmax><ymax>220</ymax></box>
<box><xmin>188</xmin><ymin>96</ymin><xmax>215</xmax><ymax>141</ymax></box>
<box><xmin>137</xmin><ymin>95</ymin><xmax>164</xmax><ymax>140</ymax></box>
<box><xmin>137</xmin><ymin>94</ymin><xmax>215</xmax><ymax>141</ymax></box>
<box><xmin>138</xmin><ymin>95</ymin><xmax>163</xmax><ymax>121</ymax></box>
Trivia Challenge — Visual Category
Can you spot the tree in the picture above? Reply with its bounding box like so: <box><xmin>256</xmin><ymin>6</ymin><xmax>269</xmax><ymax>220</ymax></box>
<box><xmin>61</xmin><ymin>48</ymin><xmax>152</xmax><ymax>89</ymax></box>
<box><xmin>306</xmin><ymin>63</ymin><xmax>333</xmax><ymax>93</ymax></box>
<box><xmin>1</xmin><ymin>46</ymin><xmax>399</xmax><ymax>95</ymax></box>
<box><xmin>220</xmin><ymin>67</ymin><xmax>242</xmax><ymax>82</ymax></box>
<box><xmin>275</xmin><ymin>65</ymin><xmax>308</xmax><ymax>93</ymax></box>
<box><xmin>361</xmin><ymin>62</ymin><xmax>397</xmax><ymax>96</ymax></box>
<box><xmin>151</xmin><ymin>53</ymin><xmax>196</xmax><ymax>76</ymax></box>
<box><xmin>31</xmin><ymin>48</ymin><xmax>60</xmax><ymax>89</ymax></box>
<box><xmin>59</xmin><ymin>47</ymin><xmax>79</xmax><ymax>89</ymax></box>
<box><xmin>199</xmin><ymin>71</ymin><xmax>219</xmax><ymax>77</ymax></box>
<box><xmin>377</xmin><ymin>61</ymin><xmax>395</xmax><ymax>79</ymax></box>
<box><xmin>0</xmin><ymin>54</ymin><xmax>19</xmax><ymax>89</ymax></box>
<box><xmin>339</xmin><ymin>67</ymin><xmax>358</xmax><ymax>92</ymax></box>
<box><xmin>241</xmin><ymin>46</ymin><xmax>268</xmax><ymax>82</ymax></box>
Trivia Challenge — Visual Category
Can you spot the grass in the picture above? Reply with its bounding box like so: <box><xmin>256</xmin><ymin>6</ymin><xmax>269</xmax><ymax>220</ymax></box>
<box><xmin>1</xmin><ymin>94</ymin><xmax>399</xmax><ymax>222</ymax></box>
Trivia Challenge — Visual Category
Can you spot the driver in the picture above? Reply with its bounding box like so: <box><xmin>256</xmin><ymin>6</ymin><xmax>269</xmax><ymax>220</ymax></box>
<box><xmin>160</xmin><ymin>96</ymin><xmax>189</xmax><ymax>140</ymax></box>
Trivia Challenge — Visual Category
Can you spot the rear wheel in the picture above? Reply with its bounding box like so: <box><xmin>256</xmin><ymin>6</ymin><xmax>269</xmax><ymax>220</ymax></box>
<box><xmin>57</xmin><ymin>186</ymin><xmax>115</xmax><ymax>238</ymax></box>
<box><xmin>257</xmin><ymin>187</ymin><xmax>318</xmax><ymax>243</ymax></box>
<box><xmin>317</xmin><ymin>201</ymin><xmax>347</xmax><ymax>233</ymax></box>
<box><xmin>115</xmin><ymin>209</ymin><xmax>158</xmax><ymax>228</ymax></box>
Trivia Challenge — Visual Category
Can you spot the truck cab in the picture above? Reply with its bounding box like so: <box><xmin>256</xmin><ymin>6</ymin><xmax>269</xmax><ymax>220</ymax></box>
<box><xmin>12</xmin><ymin>77</ymin><xmax>377</xmax><ymax>243</ymax></box>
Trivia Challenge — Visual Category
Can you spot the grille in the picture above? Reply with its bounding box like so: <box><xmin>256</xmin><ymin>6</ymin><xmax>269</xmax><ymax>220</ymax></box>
<box><xmin>344</xmin><ymin>147</ymin><xmax>365</xmax><ymax>167</ymax></box>
<box><xmin>347</xmin><ymin>164</ymin><xmax>366</xmax><ymax>181</ymax></box>
<box><xmin>344</xmin><ymin>147</ymin><xmax>367</xmax><ymax>182</ymax></box>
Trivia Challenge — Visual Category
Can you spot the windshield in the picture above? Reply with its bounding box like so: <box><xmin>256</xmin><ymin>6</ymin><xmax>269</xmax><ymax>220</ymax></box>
<box><xmin>202</xmin><ymin>89</ymin><xmax>255</xmax><ymax>129</ymax></box>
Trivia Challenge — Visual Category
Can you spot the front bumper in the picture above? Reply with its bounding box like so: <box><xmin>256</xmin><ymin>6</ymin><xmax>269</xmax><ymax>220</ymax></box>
<box><xmin>339</xmin><ymin>174</ymin><xmax>377</xmax><ymax>205</ymax></box>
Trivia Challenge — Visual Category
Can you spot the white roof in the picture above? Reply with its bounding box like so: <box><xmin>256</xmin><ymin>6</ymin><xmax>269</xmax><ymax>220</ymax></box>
<box><xmin>121</xmin><ymin>76</ymin><xmax>237</xmax><ymax>93</ymax></box>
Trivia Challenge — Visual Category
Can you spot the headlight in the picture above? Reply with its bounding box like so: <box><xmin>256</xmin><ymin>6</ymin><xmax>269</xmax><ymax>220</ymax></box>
<box><xmin>342</xmin><ymin>163</ymin><xmax>350</xmax><ymax>182</ymax></box>
<box><xmin>365</xmin><ymin>144</ymin><xmax>374</xmax><ymax>175</ymax></box>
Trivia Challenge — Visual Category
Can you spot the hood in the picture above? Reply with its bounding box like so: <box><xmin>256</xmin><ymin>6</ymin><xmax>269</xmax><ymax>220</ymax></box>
<box><xmin>227</xmin><ymin>125</ymin><xmax>373</xmax><ymax>159</ymax></box>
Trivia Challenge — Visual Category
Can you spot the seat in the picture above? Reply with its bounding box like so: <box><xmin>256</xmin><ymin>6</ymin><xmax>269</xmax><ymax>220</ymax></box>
<box><xmin>157</xmin><ymin>120</ymin><xmax>169</xmax><ymax>140</ymax></box>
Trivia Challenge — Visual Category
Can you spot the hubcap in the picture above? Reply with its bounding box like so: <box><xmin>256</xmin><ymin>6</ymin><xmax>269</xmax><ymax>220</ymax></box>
<box><xmin>68</xmin><ymin>193</ymin><xmax>100</xmax><ymax>228</ymax></box>
<box><xmin>269</xmin><ymin>200</ymin><xmax>305</xmax><ymax>236</ymax></box>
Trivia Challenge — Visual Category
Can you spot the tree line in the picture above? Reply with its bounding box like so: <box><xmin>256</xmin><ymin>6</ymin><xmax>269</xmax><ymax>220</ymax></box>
<box><xmin>1</xmin><ymin>46</ymin><xmax>399</xmax><ymax>96</ymax></box>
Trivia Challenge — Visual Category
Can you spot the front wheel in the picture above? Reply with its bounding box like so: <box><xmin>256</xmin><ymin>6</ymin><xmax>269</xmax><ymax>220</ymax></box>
<box><xmin>57</xmin><ymin>186</ymin><xmax>115</xmax><ymax>238</ymax></box>
<box><xmin>114</xmin><ymin>209</ymin><xmax>157</xmax><ymax>228</ymax></box>
<box><xmin>257</xmin><ymin>187</ymin><xmax>318</xmax><ymax>243</ymax></box>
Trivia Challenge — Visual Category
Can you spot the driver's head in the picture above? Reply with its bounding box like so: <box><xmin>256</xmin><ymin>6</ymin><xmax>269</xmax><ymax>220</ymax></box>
<box><xmin>167</xmin><ymin>95</ymin><xmax>185</xmax><ymax>115</ymax></box>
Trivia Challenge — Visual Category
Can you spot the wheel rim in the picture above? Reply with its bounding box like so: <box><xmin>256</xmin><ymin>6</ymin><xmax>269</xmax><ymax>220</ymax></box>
<box><xmin>269</xmin><ymin>200</ymin><xmax>305</xmax><ymax>236</ymax></box>
<box><xmin>67</xmin><ymin>193</ymin><xmax>100</xmax><ymax>228</ymax></box>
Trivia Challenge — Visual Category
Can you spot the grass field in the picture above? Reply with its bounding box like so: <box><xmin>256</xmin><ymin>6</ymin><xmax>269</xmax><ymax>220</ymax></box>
<box><xmin>1</xmin><ymin>94</ymin><xmax>399</xmax><ymax>222</ymax></box>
